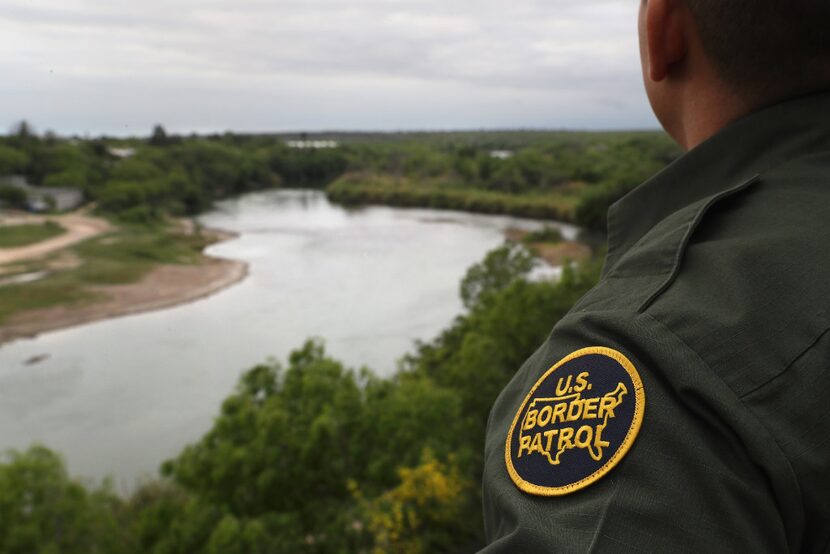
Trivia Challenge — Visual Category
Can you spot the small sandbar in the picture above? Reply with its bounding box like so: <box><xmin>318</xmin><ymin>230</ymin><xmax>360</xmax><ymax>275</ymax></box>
<box><xmin>0</xmin><ymin>227</ymin><xmax>248</xmax><ymax>345</ymax></box>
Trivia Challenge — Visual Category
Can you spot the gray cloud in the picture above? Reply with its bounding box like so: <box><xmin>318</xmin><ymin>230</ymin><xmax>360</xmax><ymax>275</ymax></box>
<box><xmin>0</xmin><ymin>0</ymin><xmax>658</xmax><ymax>135</ymax></box>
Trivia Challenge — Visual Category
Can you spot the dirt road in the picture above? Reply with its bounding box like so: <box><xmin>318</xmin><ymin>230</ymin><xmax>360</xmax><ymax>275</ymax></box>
<box><xmin>0</xmin><ymin>213</ymin><xmax>112</xmax><ymax>265</ymax></box>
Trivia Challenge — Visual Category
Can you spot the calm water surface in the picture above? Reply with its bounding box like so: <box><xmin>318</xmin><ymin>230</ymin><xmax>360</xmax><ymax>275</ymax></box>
<box><xmin>0</xmin><ymin>190</ymin><xmax>576</xmax><ymax>488</ymax></box>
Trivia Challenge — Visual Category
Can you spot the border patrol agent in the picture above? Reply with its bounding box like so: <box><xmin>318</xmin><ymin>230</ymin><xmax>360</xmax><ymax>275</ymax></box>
<box><xmin>481</xmin><ymin>0</ymin><xmax>830</xmax><ymax>551</ymax></box>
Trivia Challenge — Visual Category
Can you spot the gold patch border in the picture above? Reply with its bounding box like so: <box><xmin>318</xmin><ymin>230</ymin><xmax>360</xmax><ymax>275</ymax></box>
<box><xmin>504</xmin><ymin>346</ymin><xmax>646</xmax><ymax>497</ymax></box>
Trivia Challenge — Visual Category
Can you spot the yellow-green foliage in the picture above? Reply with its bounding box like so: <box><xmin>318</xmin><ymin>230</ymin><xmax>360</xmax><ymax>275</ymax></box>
<box><xmin>355</xmin><ymin>451</ymin><xmax>468</xmax><ymax>554</ymax></box>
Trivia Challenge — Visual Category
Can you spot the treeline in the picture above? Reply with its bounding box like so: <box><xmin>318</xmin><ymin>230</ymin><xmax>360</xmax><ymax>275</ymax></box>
<box><xmin>0</xmin><ymin>123</ymin><xmax>346</xmax><ymax>223</ymax></box>
<box><xmin>0</xmin><ymin>122</ymin><xmax>679</xmax><ymax>229</ymax></box>
<box><xmin>329</xmin><ymin>132</ymin><xmax>679</xmax><ymax>229</ymax></box>
<box><xmin>0</xmin><ymin>245</ymin><xmax>602</xmax><ymax>553</ymax></box>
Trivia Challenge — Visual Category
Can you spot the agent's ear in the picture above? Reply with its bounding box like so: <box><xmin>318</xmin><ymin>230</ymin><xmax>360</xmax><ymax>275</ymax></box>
<box><xmin>645</xmin><ymin>0</ymin><xmax>688</xmax><ymax>82</ymax></box>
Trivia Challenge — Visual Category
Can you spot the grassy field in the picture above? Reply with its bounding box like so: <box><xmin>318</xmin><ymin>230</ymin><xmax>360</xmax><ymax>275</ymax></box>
<box><xmin>0</xmin><ymin>221</ymin><xmax>65</xmax><ymax>248</ymax></box>
<box><xmin>0</xmin><ymin>222</ymin><xmax>212</xmax><ymax>323</ymax></box>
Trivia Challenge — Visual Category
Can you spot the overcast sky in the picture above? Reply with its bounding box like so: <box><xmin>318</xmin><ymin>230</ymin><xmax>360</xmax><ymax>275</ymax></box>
<box><xmin>0</xmin><ymin>0</ymin><xmax>659</xmax><ymax>136</ymax></box>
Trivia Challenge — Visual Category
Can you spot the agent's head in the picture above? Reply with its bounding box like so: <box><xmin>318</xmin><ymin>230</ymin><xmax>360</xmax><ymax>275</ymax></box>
<box><xmin>638</xmin><ymin>0</ymin><xmax>830</xmax><ymax>148</ymax></box>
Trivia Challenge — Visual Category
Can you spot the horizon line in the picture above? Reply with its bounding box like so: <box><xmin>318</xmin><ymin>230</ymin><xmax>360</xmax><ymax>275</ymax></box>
<box><xmin>1</xmin><ymin>126</ymin><xmax>665</xmax><ymax>140</ymax></box>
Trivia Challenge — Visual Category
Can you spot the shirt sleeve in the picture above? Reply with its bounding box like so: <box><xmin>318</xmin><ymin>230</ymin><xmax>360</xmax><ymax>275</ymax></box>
<box><xmin>480</xmin><ymin>309</ymin><xmax>797</xmax><ymax>553</ymax></box>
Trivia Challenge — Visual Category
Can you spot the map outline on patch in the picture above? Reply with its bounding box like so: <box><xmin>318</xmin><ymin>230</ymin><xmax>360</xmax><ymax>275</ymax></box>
<box><xmin>504</xmin><ymin>346</ymin><xmax>646</xmax><ymax>496</ymax></box>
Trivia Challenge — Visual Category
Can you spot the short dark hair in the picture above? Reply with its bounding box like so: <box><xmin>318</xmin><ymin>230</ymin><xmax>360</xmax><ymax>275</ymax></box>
<box><xmin>685</xmin><ymin>0</ymin><xmax>830</xmax><ymax>94</ymax></box>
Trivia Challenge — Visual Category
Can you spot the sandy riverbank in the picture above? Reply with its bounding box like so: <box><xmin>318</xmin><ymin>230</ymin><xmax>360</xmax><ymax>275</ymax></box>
<box><xmin>504</xmin><ymin>227</ymin><xmax>592</xmax><ymax>266</ymax></box>
<box><xmin>0</xmin><ymin>223</ymin><xmax>249</xmax><ymax>345</ymax></box>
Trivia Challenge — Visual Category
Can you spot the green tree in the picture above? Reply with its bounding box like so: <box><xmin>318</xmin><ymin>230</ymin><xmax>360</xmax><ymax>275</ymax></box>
<box><xmin>459</xmin><ymin>242</ymin><xmax>535</xmax><ymax>309</ymax></box>
<box><xmin>164</xmin><ymin>341</ymin><xmax>368</xmax><ymax>551</ymax></box>
<box><xmin>0</xmin><ymin>145</ymin><xmax>29</xmax><ymax>175</ymax></box>
<box><xmin>0</xmin><ymin>446</ymin><xmax>130</xmax><ymax>554</ymax></box>
<box><xmin>150</xmin><ymin>124</ymin><xmax>170</xmax><ymax>147</ymax></box>
<box><xmin>9</xmin><ymin>121</ymin><xmax>36</xmax><ymax>145</ymax></box>
<box><xmin>0</xmin><ymin>185</ymin><xmax>27</xmax><ymax>209</ymax></box>
<box><xmin>43</xmin><ymin>168</ymin><xmax>87</xmax><ymax>189</ymax></box>
<box><xmin>0</xmin><ymin>245</ymin><xmax>604</xmax><ymax>554</ymax></box>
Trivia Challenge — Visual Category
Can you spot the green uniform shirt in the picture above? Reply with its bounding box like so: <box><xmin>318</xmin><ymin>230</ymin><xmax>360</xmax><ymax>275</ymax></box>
<box><xmin>482</xmin><ymin>92</ymin><xmax>830</xmax><ymax>553</ymax></box>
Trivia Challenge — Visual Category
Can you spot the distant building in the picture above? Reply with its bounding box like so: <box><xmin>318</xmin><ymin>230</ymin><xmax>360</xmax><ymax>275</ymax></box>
<box><xmin>108</xmin><ymin>146</ymin><xmax>136</xmax><ymax>159</ymax></box>
<box><xmin>490</xmin><ymin>150</ymin><xmax>514</xmax><ymax>160</ymax></box>
<box><xmin>0</xmin><ymin>175</ymin><xmax>84</xmax><ymax>212</ymax></box>
<box><xmin>285</xmin><ymin>140</ymin><xmax>339</xmax><ymax>149</ymax></box>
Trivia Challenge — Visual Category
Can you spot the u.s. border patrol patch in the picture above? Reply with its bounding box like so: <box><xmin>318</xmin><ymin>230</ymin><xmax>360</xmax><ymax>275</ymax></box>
<box><xmin>505</xmin><ymin>346</ymin><xmax>645</xmax><ymax>496</ymax></box>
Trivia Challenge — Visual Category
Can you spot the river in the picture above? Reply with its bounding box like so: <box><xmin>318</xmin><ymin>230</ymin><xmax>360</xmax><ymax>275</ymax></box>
<box><xmin>0</xmin><ymin>190</ymin><xmax>577</xmax><ymax>489</ymax></box>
